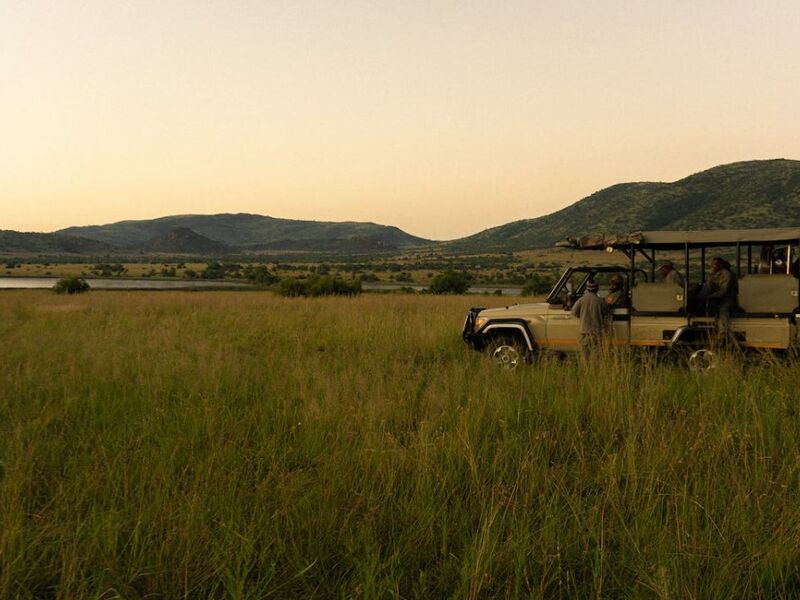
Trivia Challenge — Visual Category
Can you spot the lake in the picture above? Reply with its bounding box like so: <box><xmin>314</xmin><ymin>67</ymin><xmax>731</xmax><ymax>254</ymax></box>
<box><xmin>0</xmin><ymin>278</ymin><xmax>524</xmax><ymax>295</ymax></box>
<box><xmin>0</xmin><ymin>277</ymin><xmax>250</xmax><ymax>290</ymax></box>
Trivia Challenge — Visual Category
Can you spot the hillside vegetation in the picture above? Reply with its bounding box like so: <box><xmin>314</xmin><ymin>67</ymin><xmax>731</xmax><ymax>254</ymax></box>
<box><xmin>2</xmin><ymin>291</ymin><xmax>800</xmax><ymax>597</ymax></box>
<box><xmin>6</xmin><ymin>159</ymin><xmax>800</xmax><ymax>257</ymax></box>
<box><xmin>58</xmin><ymin>213</ymin><xmax>430</xmax><ymax>253</ymax></box>
<box><xmin>452</xmin><ymin>159</ymin><xmax>800</xmax><ymax>251</ymax></box>
<box><xmin>0</xmin><ymin>230</ymin><xmax>112</xmax><ymax>255</ymax></box>
<box><xmin>139</xmin><ymin>227</ymin><xmax>232</xmax><ymax>254</ymax></box>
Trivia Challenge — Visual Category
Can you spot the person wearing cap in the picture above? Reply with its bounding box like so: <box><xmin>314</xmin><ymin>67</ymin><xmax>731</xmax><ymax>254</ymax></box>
<box><xmin>606</xmin><ymin>274</ymin><xmax>627</xmax><ymax>308</ymax></box>
<box><xmin>657</xmin><ymin>261</ymin><xmax>685</xmax><ymax>287</ymax></box>
<box><xmin>570</xmin><ymin>279</ymin><xmax>610</xmax><ymax>357</ymax></box>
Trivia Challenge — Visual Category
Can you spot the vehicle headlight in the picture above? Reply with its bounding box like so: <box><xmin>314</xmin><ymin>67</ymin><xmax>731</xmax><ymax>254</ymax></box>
<box><xmin>474</xmin><ymin>316</ymin><xmax>488</xmax><ymax>331</ymax></box>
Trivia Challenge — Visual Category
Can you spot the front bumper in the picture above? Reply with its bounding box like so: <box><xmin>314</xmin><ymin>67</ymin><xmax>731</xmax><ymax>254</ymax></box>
<box><xmin>462</xmin><ymin>307</ymin><xmax>487</xmax><ymax>350</ymax></box>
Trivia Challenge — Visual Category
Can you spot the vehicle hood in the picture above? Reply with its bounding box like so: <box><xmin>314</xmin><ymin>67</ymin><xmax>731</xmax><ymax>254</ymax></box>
<box><xmin>479</xmin><ymin>302</ymin><xmax>549</xmax><ymax>317</ymax></box>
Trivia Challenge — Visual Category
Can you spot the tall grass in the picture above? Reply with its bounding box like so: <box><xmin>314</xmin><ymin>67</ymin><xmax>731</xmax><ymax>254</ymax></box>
<box><xmin>1</xmin><ymin>291</ymin><xmax>800</xmax><ymax>598</ymax></box>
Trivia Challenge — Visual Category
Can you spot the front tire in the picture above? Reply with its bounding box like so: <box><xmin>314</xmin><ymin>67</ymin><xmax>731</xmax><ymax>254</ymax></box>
<box><xmin>486</xmin><ymin>336</ymin><xmax>529</xmax><ymax>370</ymax></box>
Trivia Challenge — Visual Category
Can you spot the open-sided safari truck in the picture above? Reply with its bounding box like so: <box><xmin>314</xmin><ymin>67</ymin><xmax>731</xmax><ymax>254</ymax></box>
<box><xmin>463</xmin><ymin>228</ymin><xmax>800</xmax><ymax>369</ymax></box>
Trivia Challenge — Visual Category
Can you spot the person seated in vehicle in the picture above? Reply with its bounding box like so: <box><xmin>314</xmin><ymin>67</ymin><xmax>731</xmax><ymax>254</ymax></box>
<box><xmin>657</xmin><ymin>261</ymin><xmax>685</xmax><ymax>287</ymax></box>
<box><xmin>605</xmin><ymin>274</ymin><xmax>627</xmax><ymax>308</ymax></box>
<box><xmin>696</xmin><ymin>257</ymin><xmax>739</xmax><ymax>340</ymax></box>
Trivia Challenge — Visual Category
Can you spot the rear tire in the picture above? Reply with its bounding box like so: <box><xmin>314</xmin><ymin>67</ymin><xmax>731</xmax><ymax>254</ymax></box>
<box><xmin>687</xmin><ymin>348</ymin><xmax>716</xmax><ymax>372</ymax></box>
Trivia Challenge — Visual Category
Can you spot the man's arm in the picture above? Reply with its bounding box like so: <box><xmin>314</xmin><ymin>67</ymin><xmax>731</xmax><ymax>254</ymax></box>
<box><xmin>705</xmin><ymin>271</ymin><xmax>731</xmax><ymax>300</ymax></box>
<box><xmin>571</xmin><ymin>297</ymin><xmax>582</xmax><ymax>317</ymax></box>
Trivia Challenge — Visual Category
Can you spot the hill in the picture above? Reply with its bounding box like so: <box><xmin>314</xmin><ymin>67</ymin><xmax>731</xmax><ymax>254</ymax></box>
<box><xmin>0</xmin><ymin>230</ymin><xmax>112</xmax><ymax>255</ymax></box>
<box><xmin>58</xmin><ymin>213</ymin><xmax>430</xmax><ymax>253</ymax></box>
<box><xmin>138</xmin><ymin>227</ymin><xmax>231</xmax><ymax>254</ymax></box>
<box><xmin>450</xmin><ymin>159</ymin><xmax>800</xmax><ymax>251</ymax></box>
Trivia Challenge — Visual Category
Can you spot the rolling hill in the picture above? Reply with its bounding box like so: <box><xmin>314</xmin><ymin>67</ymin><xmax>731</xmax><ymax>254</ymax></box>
<box><xmin>138</xmin><ymin>227</ymin><xmax>232</xmax><ymax>254</ymax></box>
<box><xmin>0</xmin><ymin>230</ymin><xmax>113</xmax><ymax>255</ymax></box>
<box><xmin>8</xmin><ymin>159</ymin><xmax>800</xmax><ymax>257</ymax></box>
<box><xmin>58</xmin><ymin>213</ymin><xmax>429</xmax><ymax>252</ymax></box>
<box><xmin>450</xmin><ymin>159</ymin><xmax>800</xmax><ymax>251</ymax></box>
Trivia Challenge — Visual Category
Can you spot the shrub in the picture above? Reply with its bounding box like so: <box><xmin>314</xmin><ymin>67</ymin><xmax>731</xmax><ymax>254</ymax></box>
<box><xmin>428</xmin><ymin>270</ymin><xmax>471</xmax><ymax>294</ymax></box>
<box><xmin>53</xmin><ymin>277</ymin><xmax>90</xmax><ymax>295</ymax></box>
<box><xmin>308</xmin><ymin>275</ymin><xmax>361</xmax><ymax>297</ymax></box>
<box><xmin>522</xmin><ymin>273</ymin><xmax>556</xmax><ymax>296</ymax></box>
<box><xmin>277</xmin><ymin>275</ymin><xmax>361</xmax><ymax>297</ymax></box>
<box><xmin>277</xmin><ymin>277</ymin><xmax>308</xmax><ymax>297</ymax></box>
<box><xmin>243</xmin><ymin>265</ymin><xmax>279</xmax><ymax>286</ymax></box>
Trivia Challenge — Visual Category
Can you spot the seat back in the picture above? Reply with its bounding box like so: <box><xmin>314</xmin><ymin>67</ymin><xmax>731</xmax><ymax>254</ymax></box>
<box><xmin>738</xmin><ymin>275</ymin><xmax>798</xmax><ymax>313</ymax></box>
<box><xmin>632</xmin><ymin>282</ymin><xmax>683</xmax><ymax>312</ymax></box>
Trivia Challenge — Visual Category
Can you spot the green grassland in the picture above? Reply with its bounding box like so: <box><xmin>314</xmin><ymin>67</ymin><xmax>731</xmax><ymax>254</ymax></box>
<box><xmin>1</xmin><ymin>248</ymin><xmax>616</xmax><ymax>287</ymax></box>
<box><xmin>2</xmin><ymin>291</ymin><xmax>800</xmax><ymax>598</ymax></box>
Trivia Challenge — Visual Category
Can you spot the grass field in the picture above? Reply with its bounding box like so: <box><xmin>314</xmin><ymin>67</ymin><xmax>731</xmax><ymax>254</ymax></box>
<box><xmin>2</xmin><ymin>291</ymin><xmax>800</xmax><ymax>598</ymax></box>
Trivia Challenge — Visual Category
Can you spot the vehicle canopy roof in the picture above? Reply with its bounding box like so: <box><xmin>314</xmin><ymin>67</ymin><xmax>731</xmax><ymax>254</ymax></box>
<box><xmin>556</xmin><ymin>227</ymin><xmax>800</xmax><ymax>250</ymax></box>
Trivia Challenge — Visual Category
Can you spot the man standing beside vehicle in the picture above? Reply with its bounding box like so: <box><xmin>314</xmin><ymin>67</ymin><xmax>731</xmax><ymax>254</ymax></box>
<box><xmin>698</xmin><ymin>257</ymin><xmax>739</xmax><ymax>340</ymax></box>
<box><xmin>571</xmin><ymin>279</ymin><xmax>610</xmax><ymax>359</ymax></box>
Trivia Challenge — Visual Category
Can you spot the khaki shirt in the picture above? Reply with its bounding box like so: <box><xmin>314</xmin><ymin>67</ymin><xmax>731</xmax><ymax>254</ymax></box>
<box><xmin>665</xmin><ymin>269</ymin><xmax>685</xmax><ymax>287</ymax></box>
<box><xmin>706</xmin><ymin>268</ymin><xmax>738</xmax><ymax>304</ymax></box>
<box><xmin>606</xmin><ymin>288</ymin><xmax>626</xmax><ymax>307</ymax></box>
<box><xmin>571</xmin><ymin>291</ymin><xmax>609</xmax><ymax>335</ymax></box>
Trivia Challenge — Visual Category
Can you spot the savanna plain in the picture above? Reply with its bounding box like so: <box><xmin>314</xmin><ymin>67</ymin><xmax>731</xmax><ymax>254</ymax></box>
<box><xmin>2</xmin><ymin>291</ymin><xmax>800</xmax><ymax>599</ymax></box>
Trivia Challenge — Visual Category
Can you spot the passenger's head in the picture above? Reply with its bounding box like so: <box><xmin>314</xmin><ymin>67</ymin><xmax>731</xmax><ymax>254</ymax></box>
<box><xmin>585</xmin><ymin>279</ymin><xmax>599</xmax><ymax>293</ymax></box>
<box><xmin>657</xmin><ymin>261</ymin><xmax>674</xmax><ymax>274</ymax></box>
<box><xmin>711</xmin><ymin>257</ymin><xmax>726</xmax><ymax>272</ymax></box>
<box><xmin>610</xmin><ymin>274</ymin><xmax>623</xmax><ymax>290</ymax></box>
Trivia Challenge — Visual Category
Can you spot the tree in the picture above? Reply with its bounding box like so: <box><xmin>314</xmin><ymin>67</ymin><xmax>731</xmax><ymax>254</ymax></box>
<box><xmin>53</xmin><ymin>277</ymin><xmax>90</xmax><ymax>295</ymax></box>
<box><xmin>276</xmin><ymin>275</ymin><xmax>362</xmax><ymax>297</ymax></box>
<box><xmin>522</xmin><ymin>273</ymin><xmax>556</xmax><ymax>296</ymax></box>
<box><xmin>428</xmin><ymin>270</ymin><xmax>471</xmax><ymax>294</ymax></box>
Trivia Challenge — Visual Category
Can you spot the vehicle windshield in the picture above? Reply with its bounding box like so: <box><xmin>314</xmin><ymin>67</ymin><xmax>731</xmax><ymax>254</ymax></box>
<box><xmin>547</xmin><ymin>267</ymin><xmax>637</xmax><ymax>306</ymax></box>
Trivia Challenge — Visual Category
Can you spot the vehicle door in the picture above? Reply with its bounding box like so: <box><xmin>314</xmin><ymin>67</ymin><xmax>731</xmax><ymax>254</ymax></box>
<box><xmin>544</xmin><ymin>270</ymin><xmax>630</xmax><ymax>350</ymax></box>
<box><xmin>544</xmin><ymin>270</ymin><xmax>586</xmax><ymax>350</ymax></box>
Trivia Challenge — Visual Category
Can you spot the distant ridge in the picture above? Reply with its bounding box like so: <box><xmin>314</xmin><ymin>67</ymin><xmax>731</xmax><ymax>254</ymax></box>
<box><xmin>6</xmin><ymin>159</ymin><xmax>799</xmax><ymax>257</ymax></box>
<box><xmin>139</xmin><ymin>227</ymin><xmax>231</xmax><ymax>254</ymax></box>
<box><xmin>0</xmin><ymin>230</ymin><xmax>112</xmax><ymax>255</ymax></box>
<box><xmin>450</xmin><ymin>159</ymin><xmax>800</xmax><ymax>251</ymax></box>
<box><xmin>58</xmin><ymin>213</ymin><xmax>430</xmax><ymax>253</ymax></box>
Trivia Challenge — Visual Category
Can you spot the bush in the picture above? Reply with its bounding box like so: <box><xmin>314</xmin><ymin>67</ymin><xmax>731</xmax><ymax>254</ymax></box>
<box><xmin>277</xmin><ymin>277</ymin><xmax>309</xmax><ymax>297</ymax></box>
<box><xmin>53</xmin><ymin>277</ymin><xmax>90</xmax><ymax>295</ymax></box>
<box><xmin>91</xmin><ymin>263</ymin><xmax>126</xmax><ymax>277</ymax></box>
<box><xmin>202</xmin><ymin>262</ymin><xmax>243</xmax><ymax>280</ymax></box>
<box><xmin>428</xmin><ymin>270</ymin><xmax>471</xmax><ymax>294</ymax></box>
<box><xmin>522</xmin><ymin>273</ymin><xmax>556</xmax><ymax>296</ymax></box>
<box><xmin>308</xmin><ymin>275</ymin><xmax>361</xmax><ymax>297</ymax></box>
<box><xmin>243</xmin><ymin>265</ymin><xmax>279</xmax><ymax>286</ymax></box>
<box><xmin>277</xmin><ymin>275</ymin><xmax>362</xmax><ymax>297</ymax></box>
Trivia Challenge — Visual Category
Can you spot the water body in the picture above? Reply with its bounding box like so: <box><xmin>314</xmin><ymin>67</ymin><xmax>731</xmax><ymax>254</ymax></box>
<box><xmin>0</xmin><ymin>277</ymin><xmax>250</xmax><ymax>290</ymax></box>
<box><xmin>362</xmin><ymin>283</ymin><xmax>523</xmax><ymax>296</ymax></box>
<box><xmin>0</xmin><ymin>278</ymin><xmax>524</xmax><ymax>295</ymax></box>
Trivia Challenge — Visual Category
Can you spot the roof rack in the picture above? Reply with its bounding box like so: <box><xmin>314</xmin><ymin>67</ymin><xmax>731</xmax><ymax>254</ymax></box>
<box><xmin>557</xmin><ymin>227</ymin><xmax>800</xmax><ymax>250</ymax></box>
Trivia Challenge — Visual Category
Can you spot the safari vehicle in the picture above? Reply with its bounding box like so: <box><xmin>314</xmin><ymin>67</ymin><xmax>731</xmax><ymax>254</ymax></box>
<box><xmin>462</xmin><ymin>228</ymin><xmax>800</xmax><ymax>369</ymax></box>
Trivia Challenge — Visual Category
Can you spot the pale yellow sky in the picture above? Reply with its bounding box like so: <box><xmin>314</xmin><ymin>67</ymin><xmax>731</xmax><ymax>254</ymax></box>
<box><xmin>2</xmin><ymin>0</ymin><xmax>799</xmax><ymax>240</ymax></box>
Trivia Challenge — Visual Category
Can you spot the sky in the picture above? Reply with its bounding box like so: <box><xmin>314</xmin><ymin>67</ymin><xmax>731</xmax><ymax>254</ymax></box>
<box><xmin>2</xmin><ymin>0</ymin><xmax>800</xmax><ymax>240</ymax></box>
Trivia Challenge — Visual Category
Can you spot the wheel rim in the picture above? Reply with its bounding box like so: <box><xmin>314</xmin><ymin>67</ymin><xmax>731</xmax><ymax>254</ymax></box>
<box><xmin>689</xmin><ymin>349</ymin><xmax>716</xmax><ymax>372</ymax></box>
<box><xmin>491</xmin><ymin>344</ymin><xmax>521</xmax><ymax>370</ymax></box>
